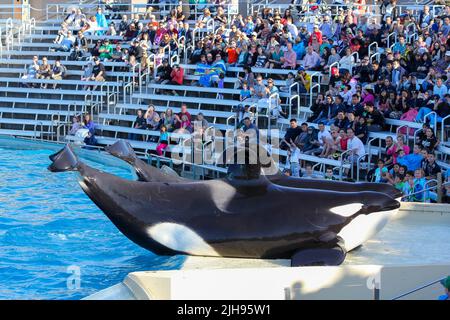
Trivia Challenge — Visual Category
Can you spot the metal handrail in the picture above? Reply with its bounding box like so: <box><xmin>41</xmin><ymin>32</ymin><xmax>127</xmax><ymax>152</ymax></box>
<box><xmin>227</xmin><ymin>114</ymin><xmax>237</xmax><ymax>129</ymax></box>
<box><xmin>289</xmin><ymin>94</ymin><xmax>300</xmax><ymax>120</ymax></box>
<box><xmin>441</xmin><ymin>115</ymin><xmax>450</xmax><ymax>144</ymax></box>
<box><xmin>356</xmin><ymin>152</ymin><xmax>369</xmax><ymax>182</ymax></box>
<box><xmin>339</xmin><ymin>149</ymin><xmax>353</xmax><ymax>180</ymax></box>
<box><xmin>424</xmin><ymin>111</ymin><xmax>437</xmax><ymax>130</ymax></box>
<box><xmin>396</xmin><ymin>124</ymin><xmax>410</xmax><ymax>142</ymax></box>
<box><xmin>401</xmin><ymin>179</ymin><xmax>442</xmax><ymax>202</ymax></box>
<box><xmin>392</xmin><ymin>276</ymin><xmax>447</xmax><ymax>300</ymax></box>
<box><xmin>329</xmin><ymin>61</ymin><xmax>339</xmax><ymax>78</ymax></box>
<box><xmin>307</xmin><ymin>83</ymin><xmax>321</xmax><ymax>119</ymax></box>
<box><xmin>387</xmin><ymin>32</ymin><xmax>398</xmax><ymax>49</ymax></box>
<box><xmin>370</xmin><ymin>52</ymin><xmax>381</xmax><ymax>63</ymax></box>
<box><xmin>349</xmin><ymin>51</ymin><xmax>359</xmax><ymax>74</ymax></box>
<box><xmin>368</xmin><ymin>42</ymin><xmax>378</xmax><ymax>59</ymax></box>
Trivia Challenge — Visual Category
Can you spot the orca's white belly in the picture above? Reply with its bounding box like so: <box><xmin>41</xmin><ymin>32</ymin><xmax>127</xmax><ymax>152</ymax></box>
<box><xmin>338</xmin><ymin>208</ymin><xmax>398</xmax><ymax>252</ymax></box>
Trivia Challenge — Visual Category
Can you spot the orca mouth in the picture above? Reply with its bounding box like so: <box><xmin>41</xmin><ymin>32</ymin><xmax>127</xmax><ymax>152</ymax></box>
<box><xmin>391</xmin><ymin>189</ymin><xmax>403</xmax><ymax>200</ymax></box>
<box><xmin>363</xmin><ymin>195</ymin><xmax>401</xmax><ymax>215</ymax></box>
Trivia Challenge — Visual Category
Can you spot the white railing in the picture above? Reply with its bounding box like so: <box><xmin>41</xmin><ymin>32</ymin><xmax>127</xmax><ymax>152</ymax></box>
<box><xmin>350</xmin><ymin>51</ymin><xmax>360</xmax><ymax>74</ymax></box>
<box><xmin>370</xmin><ymin>52</ymin><xmax>381</xmax><ymax>63</ymax></box>
<box><xmin>387</xmin><ymin>32</ymin><xmax>398</xmax><ymax>50</ymax></box>
<box><xmin>289</xmin><ymin>94</ymin><xmax>300</xmax><ymax>120</ymax></box>
<box><xmin>368</xmin><ymin>42</ymin><xmax>378</xmax><ymax>59</ymax></box>
<box><xmin>329</xmin><ymin>61</ymin><xmax>339</xmax><ymax>78</ymax></box>
<box><xmin>442</xmin><ymin>115</ymin><xmax>450</xmax><ymax>145</ymax></box>
<box><xmin>424</xmin><ymin>111</ymin><xmax>437</xmax><ymax>130</ymax></box>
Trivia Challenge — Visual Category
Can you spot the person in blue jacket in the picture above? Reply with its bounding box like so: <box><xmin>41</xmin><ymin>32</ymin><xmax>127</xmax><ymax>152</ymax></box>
<box><xmin>95</xmin><ymin>7</ymin><xmax>108</xmax><ymax>35</ymax></box>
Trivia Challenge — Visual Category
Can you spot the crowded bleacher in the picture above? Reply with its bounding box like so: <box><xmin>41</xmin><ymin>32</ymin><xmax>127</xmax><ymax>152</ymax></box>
<box><xmin>0</xmin><ymin>0</ymin><xmax>449</xmax><ymax>202</ymax></box>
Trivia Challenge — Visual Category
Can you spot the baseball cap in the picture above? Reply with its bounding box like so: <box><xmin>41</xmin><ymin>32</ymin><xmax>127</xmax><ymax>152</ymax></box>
<box><xmin>445</xmin><ymin>51</ymin><xmax>450</xmax><ymax>57</ymax></box>
<box><xmin>441</xmin><ymin>276</ymin><xmax>450</xmax><ymax>289</ymax></box>
<box><xmin>297</xmin><ymin>66</ymin><xmax>305</xmax><ymax>71</ymax></box>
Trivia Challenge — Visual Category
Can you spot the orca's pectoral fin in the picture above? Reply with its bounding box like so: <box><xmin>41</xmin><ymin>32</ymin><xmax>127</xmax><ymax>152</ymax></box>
<box><xmin>290</xmin><ymin>244</ymin><xmax>347</xmax><ymax>267</ymax></box>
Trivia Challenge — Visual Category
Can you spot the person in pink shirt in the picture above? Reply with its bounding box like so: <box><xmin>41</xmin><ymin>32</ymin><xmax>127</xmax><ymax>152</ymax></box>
<box><xmin>387</xmin><ymin>135</ymin><xmax>411</xmax><ymax>164</ymax></box>
<box><xmin>302</xmin><ymin>46</ymin><xmax>321</xmax><ymax>71</ymax></box>
<box><xmin>362</xmin><ymin>85</ymin><xmax>375</xmax><ymax>105</ymax></box>
<box><xmin>281</xmin><ymin>42</ymin><xmax>297</xmax><ymax>69</ymax></box>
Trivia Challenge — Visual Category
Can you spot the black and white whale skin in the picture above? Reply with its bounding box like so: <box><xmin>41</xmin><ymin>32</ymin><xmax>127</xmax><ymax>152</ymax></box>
<box><xmin>106</xmin><ymin>140</ymin><xmax>402</xmax><ymax>199</ymax></box>
<box><xmin>48</xmin><ymin>145</ymin><xmax>400</xmax><ymax>266</ymax></box>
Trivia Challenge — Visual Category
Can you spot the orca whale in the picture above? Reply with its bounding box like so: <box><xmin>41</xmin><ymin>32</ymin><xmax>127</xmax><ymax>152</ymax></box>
<box><xmin>48</xmin><ymin>144</ymin><xmax>400</xmax><ymax>266</ymax></box>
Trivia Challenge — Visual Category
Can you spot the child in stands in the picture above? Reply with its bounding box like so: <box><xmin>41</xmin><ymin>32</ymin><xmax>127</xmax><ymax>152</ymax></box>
<box><xmin>156</xmin><ymin>125</ymin><xmax>169</xmax><ymax>156</ymax></box>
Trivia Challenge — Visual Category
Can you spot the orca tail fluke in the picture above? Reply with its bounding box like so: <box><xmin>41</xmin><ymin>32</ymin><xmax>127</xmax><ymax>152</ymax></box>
<box><xmin>48</xmin><ymin>144</ymin><xmax>80</xmax><ymax>172</ymax></box>
<box><xmin>105</xmin><ymin>140</ymin><xmax>137</xmax><ymax>164</ymax></box>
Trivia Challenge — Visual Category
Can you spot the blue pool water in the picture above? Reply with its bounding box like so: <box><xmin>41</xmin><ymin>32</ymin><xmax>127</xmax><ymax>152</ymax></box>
<box><xmin>0</xmin><ymin>143</ymin><xmax>184</xmax><ymax>300</ymax></box>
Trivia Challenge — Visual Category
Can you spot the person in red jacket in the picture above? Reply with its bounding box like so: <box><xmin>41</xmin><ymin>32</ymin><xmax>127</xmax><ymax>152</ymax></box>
<box><xmin>168</xmin><ymin>64</ymin><xmax>184</xmax><ymax>95</ymax></box>
<box><xmin>308</xmin><ymin>25</ymin><xmax>323</xmax><ymax>46</ymax></box>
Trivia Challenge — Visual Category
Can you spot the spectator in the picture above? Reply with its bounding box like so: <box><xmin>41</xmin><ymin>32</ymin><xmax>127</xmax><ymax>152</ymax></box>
<box><xmin>194</xmin><ymin>113</ymin><xmax>209</xmax><ymax>132</ymax></box>
<box><xmin>285</xmin><ymin>139</ymin><xmax>301</xmax><ymax>177</ymax></box>
<box><xmin>241</xmin><ymin>117</ymin><xmax>259</xmax><ymax>141</ymax></box>
<box><xmin>280</xmin><ymin>42</ymin><xmax>297</xmax><ymax>69</ymax></box>
<box><xmin>36</xmin><ymin>57</ymin><xmax>51</xmax><ymax>81</ymax></box>
<box><xmin>280</xmin><ymin>72</ymin><xmax>295</xmax><ymax>93</ymax></box>
<box><xmin>346</xmin><ymin>127</ymin><xmax>366</xmax><ymax>164</ymax></box>
<box><xmin>98</xmin><ymin>39</ymin><xmax>114</xmax><ymax>61</ymax></box>
<box><xmin>302</xmin><ymin>163</ymin><xmax>320</xmax><ymax>179</ymax></box>
<box><xmin>339</xmin><ymin>47</ymin><xmax>355</xmax><ymax>73</ymax></box>
<box><xmin>145</xmin><ymin>105</ymin><xmax>160</xmax><ymax>132</ymax></box>
<box><xmin>320</xmin><ymin>129</ymin><xmax>341</xmax><ymax>159</ymax></box>
<box><xmin>156</xmin><ymin>125</ymin><xmax>169</xmax><ymax>156</ymax></box>
<box><xmin>398</xmin><ymin>144</ymin><xmax>425</xmax><ymax>172</ymax></box>
<box><xmin>169</xmin><ymin>64</ymin><xmax>184</xmax><ymax>86</ymax></box>
<box><xmin>420</xmin><ymin>127</ymin><xmax>439</xmax><ymax>152</ymax></box>
<box><xmin>374</xmin><ymin>159</ymin><xmax>389</xmax><ymax>183</ymax></box>
<box><xmin>387</xmin><ymin>135</ymin><xmax>410</xmax><ymax>164</ymax></box>
<box><xmin>363</xmin><ymin>102</ymin><xmax>385</xmax><ymax>132</ymax></box>
<box><xmin>95</xmin><ymin>7</ymin><xmax>109</xmax><ymax>35</ymax></box>
<box><xmin>293</xmin><ymin>122</ymin><xmax>309</xmax><ymax>150</ymax></box>
<box><xmin>88</xmin><ymin>57</ymin><xmax>106</xmax><ymax>90</ymax></box>
<box><xmin>154</xmin><ymin>58</ymin><xmax>173</xmax><ymax>87</ymax></box>
<box><xmin>324</xmin><ymin>168</ymin><xmax>336</xmax><ymax>180</ymax></box>
<box><xmin>55</xmin><ymin>30</ymin><xmax>75</xmax><ymax>52</ymax></box>
<box><xmin>129</xmin><ymin>109</ymin><xmax>146</xmax><ymax>141</ymax></box>
<box><xmin>82</xmin><ymin>114</ymin><xmax>97</xmax><ymax>146</ymax></box>
<box><xmin>239</xmin><ymin>82</ymin><xmax>252</xmax><ymax>101</ymax></box>
<box><xmin>412</xmin><ymin>168</ymin><xmax>429</xmax><ymax>202</ymax></box>
<box><xmin>421</xmin><ymin>152</ymin><xmax>441</xmax><ymax>180</ymax></box>
<box><xmin>174</xmin><ymin>104</ymin><xmax>192</xmax><ymax>130</ymax></box>
<box><xmin>295</xmin><ymin>67</ymin><xmax>311</xmax><ymax>93</ymax></box>
<box><xmin>21</xmin><ymin>56</ymin><xmax>39</xmax><ymax>86</ymax></box>
<box><xmin>281</xmin><ymin>119</ymin><xmax>302</xmax><ymax>150</ymax></box>
<box><xmin>302</xmin><ymin>46</ymin><xmax>321</xmax><ymax>70</ymax></box>
<box><xmin>69</xmin><ymin>116</ymin><xmax>82</xmax><ymax>135</ymax></box>
<box><xmin>47</xmin><ymin>59</ymin><xmax>66</xmax><ymax>89</ymax></box>
<box><xmin>81</xmin><ymin>62</ymin><xmax>93</xmax><ymax>87</ymax></box>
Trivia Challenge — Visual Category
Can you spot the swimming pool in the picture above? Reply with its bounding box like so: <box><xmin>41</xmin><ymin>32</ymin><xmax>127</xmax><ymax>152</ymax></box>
<box><xmin>0</xmin><ymin>139</ymin><xmax>184</xmax><ymax>300</ymax></box>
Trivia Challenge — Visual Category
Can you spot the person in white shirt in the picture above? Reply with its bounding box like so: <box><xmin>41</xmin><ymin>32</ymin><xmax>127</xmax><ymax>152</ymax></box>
<box><xmin>433</xmin><ymin>77</ymin><xmax>448</xmax><ymax>99</ymax></box>
<box><xmin>284</xmin><ymin>139</ymin><xmax>301</xmax><ymax>177</ymax></box>
<box><xmin>317</xmin><ymin>122</ymin><xmax>332</xmax><ymax>148</ymax></box>
<box><xmin>339</xmin><ymin>47</ymin><xmax>355</xmax><ymax>73</ymax></box>
<box><xmin>346</xmin><ymin>127</ymin><xmax>366</xmax><ymax>161</ymax></box>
